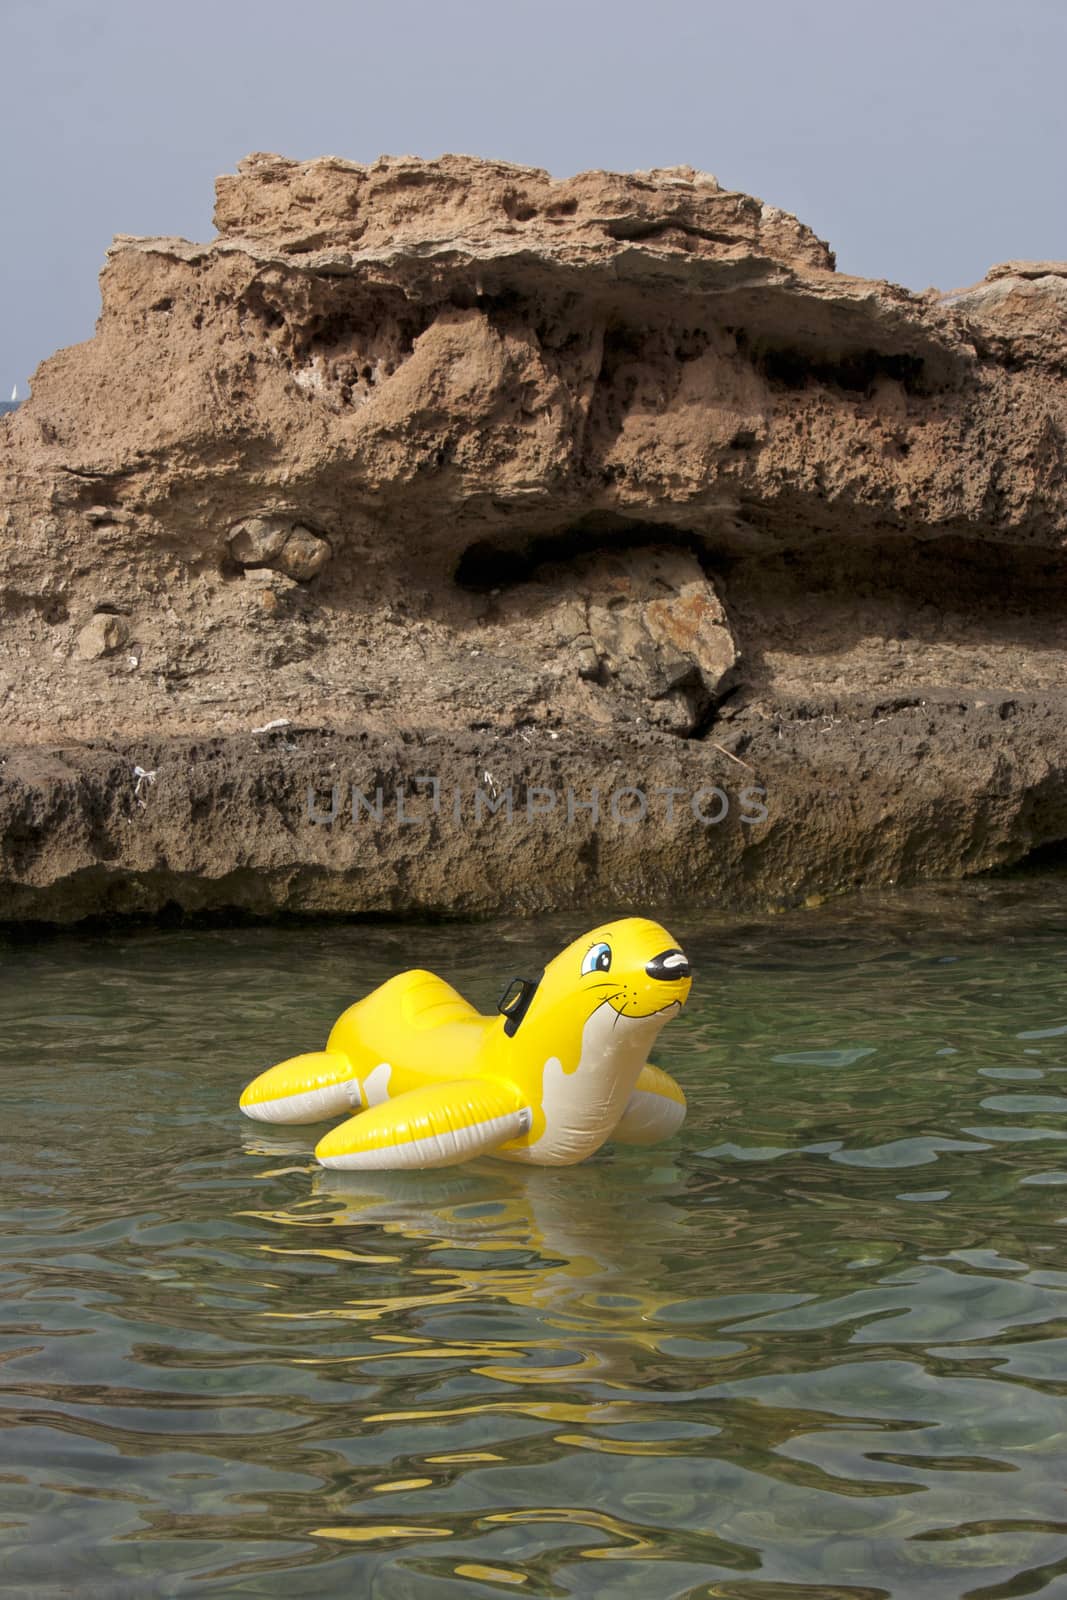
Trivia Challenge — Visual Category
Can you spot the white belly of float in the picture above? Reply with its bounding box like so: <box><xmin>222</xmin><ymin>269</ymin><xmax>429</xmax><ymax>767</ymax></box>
<box><xmin>517</xmin><ymin>1002</ymin><xmax>676</xmax><ymax>1164</ymax></box>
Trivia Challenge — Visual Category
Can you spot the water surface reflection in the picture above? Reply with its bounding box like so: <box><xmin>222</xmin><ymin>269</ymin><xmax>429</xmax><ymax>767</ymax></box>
<box><xmin>3</xmin><ymin>879</ymin><xmax>1067</xmax><ymax>1595</ymax></box>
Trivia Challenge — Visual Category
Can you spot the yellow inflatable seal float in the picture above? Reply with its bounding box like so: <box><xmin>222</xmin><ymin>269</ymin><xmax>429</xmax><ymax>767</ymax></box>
<box><xmin>239</xmin><ymin>917</ymin><xmax>692</xmax><ymax>1170</ymax></box>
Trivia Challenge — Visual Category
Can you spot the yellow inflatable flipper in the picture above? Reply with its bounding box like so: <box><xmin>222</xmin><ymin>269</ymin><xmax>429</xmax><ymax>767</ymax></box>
<box><xmin>611</xmin><ymin>1064</ymin><xmax>687</xmax><ymax>1145</ymax></box>
<box><xmin>315</xmin><ymin>1078</ymin><xmax>531</xmax><ymax>1170</ymax></box>
<box><xmin>239</xmin><ymin>1051</ymin><xmax>358</xmax><ymax>1124</ymax></box>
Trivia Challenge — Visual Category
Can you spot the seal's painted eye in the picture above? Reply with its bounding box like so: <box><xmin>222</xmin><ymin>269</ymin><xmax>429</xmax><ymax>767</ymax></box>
<box><xmin>581</xmin><ymin>942</ymin><xmax>612</xmax><ymax>976</ymax></box>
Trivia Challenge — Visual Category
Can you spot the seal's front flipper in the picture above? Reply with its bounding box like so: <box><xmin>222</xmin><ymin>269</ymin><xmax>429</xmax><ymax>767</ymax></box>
<box><xmin>611</xmin><ymin>1064</ymin><xmax>686</xmax><ymax>1146</ymax></box>
<box><xmin>240</xmin><ymin>1051</ymin><xmax>359</xmax><ymax>1124</ymax></box>
<box><xmin>315</xmin><ymin>1079</ymin><xmax>531</xmax><ymax>1170</ymax></box>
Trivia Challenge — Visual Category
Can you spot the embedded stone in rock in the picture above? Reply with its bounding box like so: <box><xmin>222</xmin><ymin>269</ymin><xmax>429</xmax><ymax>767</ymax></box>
<box><xmin>76</xmin><ymin>612</ymin><xmax>129</xmax><ymax>660</ymax></box>
<box><xmin>643</xmin><ymin>559</ymin><xmax>737</xmax><ymax>693</ymax></box>
<box><xmin>275</xmin><ymin>526</ymin><xmax>331</xmax><ymax>581</ymax></box>
<box><xmin>580</xmin><ymin>549</ymin><xmax>737</xmax><ymax>734</ymax></box>
<box><xmin>576</xmin><ymin>639</ymin><xmax>601</xmax><ymax>681</ymax></box>
<box><xmin>228</xmin><ymin>517</ymin><xmax>331</xmax><ymax>581</ymax></box>
<box><xmin>229</xmin><ymin>516</ymin><xmax>291</xmax><ymax>567</ymax></box>
<box><xmin>508</xmin><ymin>545</ymin><xmax>737</xmax><ymax>735</ymax></box>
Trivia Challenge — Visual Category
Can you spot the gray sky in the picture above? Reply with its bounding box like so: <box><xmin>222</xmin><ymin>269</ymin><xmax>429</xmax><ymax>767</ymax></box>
<box><xmin>4</xmin><ymin>0</ymin><xmax>1067</xmax><ymax>394</ymax></box>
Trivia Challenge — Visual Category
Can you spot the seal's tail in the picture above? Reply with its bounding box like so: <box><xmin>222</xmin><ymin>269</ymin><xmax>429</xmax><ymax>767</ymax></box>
<box><xmin>239</xmin><ymin>1051</ymin><xmax>358</xmax><ymax>1124</ymax></box>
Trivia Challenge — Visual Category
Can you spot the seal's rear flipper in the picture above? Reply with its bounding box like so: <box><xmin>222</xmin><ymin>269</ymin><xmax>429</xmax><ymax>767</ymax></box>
<box><xmin>610</xmin><ymin>1063</ymin><xmax>687</xmax><ymax>1146</ymax></box>
<box><xmin>315</xmin><ymin>1079</ymin><xmax>531</xmax><ymax>1170</ymax></box>
<box><xmin>240</xmin><ymin>1051</ymin><xmax>360</xmax><ymax>1124</ymax></box>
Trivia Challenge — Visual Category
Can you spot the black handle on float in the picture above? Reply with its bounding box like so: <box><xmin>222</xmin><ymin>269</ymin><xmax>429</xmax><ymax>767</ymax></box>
<box><xmin>496</xmin><ymin>970</ymin><xmax>543</xmax><ymax>1036</ymax></box>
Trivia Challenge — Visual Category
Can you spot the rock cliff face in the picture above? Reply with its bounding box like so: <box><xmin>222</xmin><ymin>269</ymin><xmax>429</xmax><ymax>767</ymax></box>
<box><xmin>2</xmin><ymin>152</ymin><xmax>1066</xmax><ymax>922</ymax></box>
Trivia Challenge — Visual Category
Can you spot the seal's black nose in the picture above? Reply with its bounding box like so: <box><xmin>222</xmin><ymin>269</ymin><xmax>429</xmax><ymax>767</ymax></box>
<box><xmin>646</xmin><ymin>948</ymin><xmax>691</xmax><ymax>981</ymax></box>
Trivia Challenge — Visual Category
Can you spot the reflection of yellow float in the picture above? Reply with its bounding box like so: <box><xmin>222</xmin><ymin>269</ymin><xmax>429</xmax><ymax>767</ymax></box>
<box><xmin>239</xmin><ymin>917</ymin><xmax>691</xmax><ymax>1170</ymax></box>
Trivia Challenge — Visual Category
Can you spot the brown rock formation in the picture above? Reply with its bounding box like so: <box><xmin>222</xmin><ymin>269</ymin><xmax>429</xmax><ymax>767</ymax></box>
<box><xmin>1</xmin><ymin>152</ymin><xmax>1066</xmax><ymax>922</ymax></box>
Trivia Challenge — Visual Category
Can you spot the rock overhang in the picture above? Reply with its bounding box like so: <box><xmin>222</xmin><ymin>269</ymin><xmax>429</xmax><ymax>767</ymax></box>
<box><xmin>3</xmin><ymin>151</ymin><xmax>1067</xmax><ymax>920</ymax></box>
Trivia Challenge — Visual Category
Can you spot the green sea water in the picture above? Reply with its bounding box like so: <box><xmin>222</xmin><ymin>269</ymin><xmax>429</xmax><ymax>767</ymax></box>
<box><xmin>3</xmin><ymin>878</ymin><xmax>1067</xmax><ymax>1598</ymax></box>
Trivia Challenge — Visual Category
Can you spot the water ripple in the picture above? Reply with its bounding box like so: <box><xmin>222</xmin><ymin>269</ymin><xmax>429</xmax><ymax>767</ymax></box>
<box><xmin>4</xmin><ymin>881</ymin><xmax>1067</xmax><ymax>1594</ymax></box>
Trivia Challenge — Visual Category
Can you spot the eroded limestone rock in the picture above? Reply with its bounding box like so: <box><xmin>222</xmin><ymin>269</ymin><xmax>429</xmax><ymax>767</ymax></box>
<box><xmin>1</xmin><ymin>151</ymin><xmax>1066</xmax><ymax>919</ymax></box>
